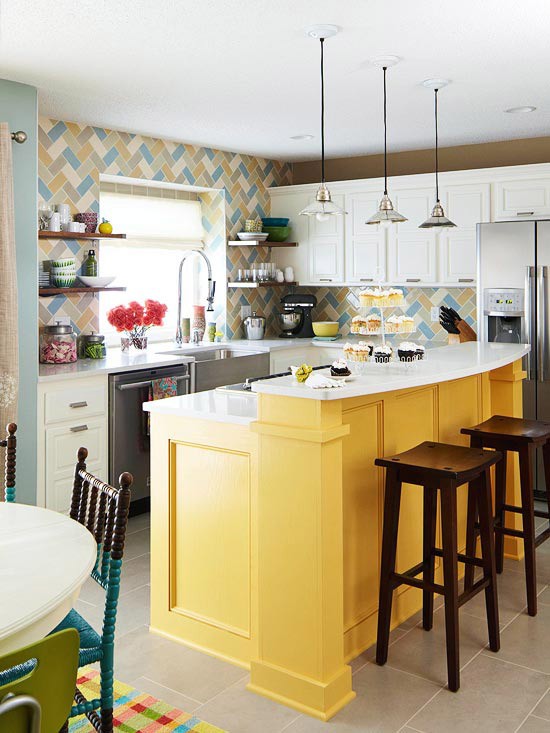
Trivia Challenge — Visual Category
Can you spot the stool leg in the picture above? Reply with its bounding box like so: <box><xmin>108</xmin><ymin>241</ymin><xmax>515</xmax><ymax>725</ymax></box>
<box><xmin>376</xmin><ymin>471</ymin><xmax>402</xmax><ymax>666</ymax></box>
<box><xmin>542</xmin><ymin>440</ymin><xmax>550</xmax><ymax>531</ymax></box>
<box><xmin>440</xmin><ymin>487</ymin><xmax>460</xmax><ymax>692</ymax></box>
<box><xmin>477</xmin><ymin>468</ymin><xmax>500</xmax><ymax>652</ymax></box>
<box><xmin>494</xmin><ymin>451</ymin><xmax>507</xmax><ymax>574</ymax></box>
<box><xmin>519</xmin><ymin>444</ymin><xmax>537</xmax><ymax>616</ymax></box>
<box><xmin>464</xmin><ymin>482</ymin><xmax>478</xmax><ymax>592</ymax></box>
<box><xmin>423</xmin><ymin>486</ymin><xmax>437</xmax><ymax>631</ymax></box>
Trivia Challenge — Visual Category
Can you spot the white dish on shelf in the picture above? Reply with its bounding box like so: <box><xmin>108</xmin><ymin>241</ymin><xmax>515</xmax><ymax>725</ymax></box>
<box><xmin>237</xmin><ymin>232</ymin><xmax>269</xmax><ymax>241</ymax></box>
<box><xmin>78</xmin><ymin>276</ymin><xmax>116</xmax><ymax>288</ymax></box>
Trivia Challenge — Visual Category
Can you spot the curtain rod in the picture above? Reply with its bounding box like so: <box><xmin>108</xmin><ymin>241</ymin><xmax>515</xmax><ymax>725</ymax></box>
<box><xmin>11</xmin><ymin>131</ymin><xmax>27</xmax><ymax>144</ymax></box>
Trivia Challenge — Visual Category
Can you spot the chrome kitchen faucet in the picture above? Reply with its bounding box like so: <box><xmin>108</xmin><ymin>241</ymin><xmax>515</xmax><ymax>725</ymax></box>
<box><xmin>175</xmin><ymin>249</ymin><xmax>216</xmax><ymax>346</ymax></box>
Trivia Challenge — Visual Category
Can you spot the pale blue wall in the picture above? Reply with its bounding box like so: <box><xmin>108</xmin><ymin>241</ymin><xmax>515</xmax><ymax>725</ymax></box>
<box><xmin>0</xmin><ymin>79</ymin><xmax>38</xmax><ymax>504</ymax></box>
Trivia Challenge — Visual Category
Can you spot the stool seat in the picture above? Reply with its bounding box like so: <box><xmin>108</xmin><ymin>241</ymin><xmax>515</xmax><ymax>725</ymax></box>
<box><xmin>462</xmin><ymin>415</ymin><xmax>550</xmax><ymax>444</ymax></box>
<box><xmin>375</xmin><ymin>441</ymin><xmax>500</xmax><ymax>483</ymax></box>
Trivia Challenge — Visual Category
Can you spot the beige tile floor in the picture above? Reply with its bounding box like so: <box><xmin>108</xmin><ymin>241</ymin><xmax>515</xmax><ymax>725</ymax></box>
<box><xmin>77</xmin><ymin>513</ymin><xmax>550</xmax><ymax>732</ymax></box>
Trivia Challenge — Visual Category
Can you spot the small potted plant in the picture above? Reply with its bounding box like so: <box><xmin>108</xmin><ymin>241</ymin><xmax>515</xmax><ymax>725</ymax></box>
<box><xmin>107</xmin><ymin>299</ymin><xmax>168</xmax><ymax>351</ymax></box>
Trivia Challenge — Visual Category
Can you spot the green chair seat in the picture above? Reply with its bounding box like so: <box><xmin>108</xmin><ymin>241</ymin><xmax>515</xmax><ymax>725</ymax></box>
<box><xmin>50</xmin><ymin>609</ymin><xmax>102</xmax><ymax>665</ymax></box>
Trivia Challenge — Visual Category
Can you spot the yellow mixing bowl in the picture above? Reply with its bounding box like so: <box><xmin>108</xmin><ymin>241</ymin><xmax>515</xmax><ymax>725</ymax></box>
<box><xmin>312</xmin><ymin>321</ymin><xmax>339</xmax><ymax>337</ymax></box>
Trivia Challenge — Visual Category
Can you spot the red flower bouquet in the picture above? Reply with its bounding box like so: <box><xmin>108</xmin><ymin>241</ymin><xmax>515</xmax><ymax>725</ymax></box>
<box><xmin>108</xmin><ymin>299</ymin><xmax>168</xmax><ymax>350</ymax></box>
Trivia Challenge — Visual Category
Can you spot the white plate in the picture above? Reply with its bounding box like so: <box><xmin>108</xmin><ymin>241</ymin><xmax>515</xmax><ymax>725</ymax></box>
<box><xmin>321</xmin><ymin>370</ymin><xmax>356</xmax><ymax>382</ymax></box>
<box><xmin>237</xmin><ymin>232</ymin><xmax>269</xmax><ymax>241</ymax></box>
<box><xmin>78</xmin><ymin>276</ymin><xmax>116</xmax><ymax>288</ymax></box>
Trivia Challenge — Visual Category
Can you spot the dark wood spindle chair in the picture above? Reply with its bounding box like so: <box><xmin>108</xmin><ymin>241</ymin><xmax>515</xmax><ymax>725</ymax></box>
<box><xmin>52</xmin><ymin>447</ymin><xmax>132</xmax><ymax>733</ymax></box>
<box><xmin>0</xmin><ymin>422</ymin><xmax>17</xmax><ymax>502</ymax></box>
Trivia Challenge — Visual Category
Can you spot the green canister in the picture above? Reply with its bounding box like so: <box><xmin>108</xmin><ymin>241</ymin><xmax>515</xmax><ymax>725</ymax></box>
<box><xmin>81</xmin><ymin>332</ymin><xmax>106</xmax><ymax>359</ymax></box>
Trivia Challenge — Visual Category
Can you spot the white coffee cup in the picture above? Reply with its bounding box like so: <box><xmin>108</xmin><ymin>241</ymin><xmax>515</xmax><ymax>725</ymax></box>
<box><xmin>68</xmin><ymin>222</ymin><xmax>80</xmax><ymax>232</ymax></box>
<box><xmin>284</xmin><ymin>266</ymin><xmax>294</xmax><ymax>283</ymax></box>
<box><xmin>50</xmin><ymin>213</ymin><xmax>61</xmax><ymax>232</ymax></box>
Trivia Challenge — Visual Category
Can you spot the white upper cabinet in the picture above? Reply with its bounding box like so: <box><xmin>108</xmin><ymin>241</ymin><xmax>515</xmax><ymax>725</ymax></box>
<box><xmin>387</xmin><ymin>188</ymin><xmax>437</xmax><ymax>283</ymax></box>
<box><xmin>438</xmin><ymin>183</ymin><xmax>490</xmax><ymax>284</ymax></box>
<box><xmin>344</xmin><ymin>192</ymin><xmax>386</xmax><ymax>284</ymax></box>
<box><xmin>494</xmin><ymin>178</ymin><xmax>550</xmax><ymax>220</ymax></box>
<box><xmin>307</xmin><ymin>193</ymin><xmax>345</xmax><ymax>283</ymax></box>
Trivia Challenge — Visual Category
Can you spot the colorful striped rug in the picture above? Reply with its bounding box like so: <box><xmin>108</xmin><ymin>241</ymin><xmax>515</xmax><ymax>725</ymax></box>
<box><xmin>69</xmin><ymin>668</ymin><xmax>227</xmax><ymax>732</ymax></box>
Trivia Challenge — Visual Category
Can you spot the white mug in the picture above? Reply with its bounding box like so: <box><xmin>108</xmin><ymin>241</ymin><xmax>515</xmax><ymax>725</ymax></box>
<box><xmin>49</xmin><ymin>213</ymin><xmax>61</xmax><ymax>232</ymax></box>
<box><xmin>68</xmin><ymin>222</ymin><xmax>80</xmax><ymax>232</ymax></box>
<box><xmin>276</xmin><ymin>269</ymin><xmax>285</xmax><ymax>283</ymax></box>
<box><xmin>284</xmin><ymin>266</ymin><xmax>294</xmax><ymax>283</ymax></box>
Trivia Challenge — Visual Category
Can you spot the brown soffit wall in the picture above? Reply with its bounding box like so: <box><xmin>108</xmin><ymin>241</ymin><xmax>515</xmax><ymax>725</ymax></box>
<box><xmin>292</xmin><ymin>136</ymin><xmax>550</xmax><ymax>185</ymax></box>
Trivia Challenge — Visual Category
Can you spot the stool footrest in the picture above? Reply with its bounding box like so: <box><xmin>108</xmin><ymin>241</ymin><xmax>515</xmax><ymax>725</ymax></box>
<box><xmin>495</xmin><ymin>525</ymin><xmax>524</xmax><ymax>539</ymax></box>
<box><xmin>534</xmin><ymin>509</ymin><xmax>550</xmax><ymax>520</ymax></box>
<box><xmin>503</xmin><ymin>503</ymin><xmax>522</xmax><ymax>515</ymax></box>
<box><xmin>432</xmin><ymin>548</ymin><xmax>485</xmax><ymax>568</ymax></box>
<box><xmin>458</xmin><ymin>577</ymin><xmax>491</xmax><ymax>607</ymax></box>
<box><xmin>391</xmin><ymin>571</ymin><xmax>445</xmax><ymax>595</ymax></box>
<box><xmin>535</xmin><ymin>526</ymin><xmax>550</xmax><ymax>547</ymax></box>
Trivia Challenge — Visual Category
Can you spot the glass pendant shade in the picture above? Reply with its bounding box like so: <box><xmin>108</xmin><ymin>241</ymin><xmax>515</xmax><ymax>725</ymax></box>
<box><xmin>419</xmin><ymin>200</ymin><xmax>456</xmax><ymax>229</ymax></box>
<box><xmin>299</xmin><ymin>183</ymin><xmax>346</xmax><ymax>220</ymax></box>
<box><xmin>367</xmin><ymin>65</ymin><xmax>407</xmax><ymax>226</ymax></box>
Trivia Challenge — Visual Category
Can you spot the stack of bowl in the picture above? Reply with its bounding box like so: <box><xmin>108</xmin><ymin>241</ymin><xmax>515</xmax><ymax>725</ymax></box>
<box><xmin>50</xmin><ymin>257</ymin><xmax>76</xmax><ymax>288</ymax></box>
<box><xmin>261</xmin><ymin>218</ymin><xmax>291</xmax><ymax>242</ymax></box>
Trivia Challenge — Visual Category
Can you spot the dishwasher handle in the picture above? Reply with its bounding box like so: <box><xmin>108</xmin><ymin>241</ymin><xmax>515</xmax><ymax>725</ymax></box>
<box><xmin>116</xmin><ymin>375</ymin><xmax>190</xmax><ymax>391</ymax></box>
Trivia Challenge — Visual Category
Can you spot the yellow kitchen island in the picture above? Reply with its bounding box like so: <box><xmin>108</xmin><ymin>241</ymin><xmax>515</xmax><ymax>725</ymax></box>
<box><xmin>145</xmin><ymin>341</ymin><xmax>529</xmax><ymax>721</ymax></box>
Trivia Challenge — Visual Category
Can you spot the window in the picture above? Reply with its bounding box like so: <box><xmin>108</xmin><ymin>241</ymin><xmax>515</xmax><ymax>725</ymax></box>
<box><xmin>99</xmin><ymin>187</ymin><xmax>208</xmax><ymax>344</ymax></box>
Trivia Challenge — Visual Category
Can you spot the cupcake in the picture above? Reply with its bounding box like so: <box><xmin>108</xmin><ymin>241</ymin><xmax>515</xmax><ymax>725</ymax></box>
<box><xmin>385</xmin><ymin>315</ymin><xmax>400</xmax><ymax>333</ymax></box>
<box><xmin>343</xmin><ymin>342</ymin><xmax>355</xmax><ymax>359</ymax></box>
<box><xmin>374</xmin><ymin>344</ymin><xmax>393</xmax><ymax>363</ymax></box>
<box><xmin>401</xmin><ymin>316</ymin><xmax>415</xmax><ymax>333</ymax></box>
<box><xmin>351</xmin><ymin>315</ymin><xmax>367</xmax><ymax>334</ymax></box>
<box><xmin>358</xmin><ymin>340</ymin><xmax>374</xmax><ymax>356</ymax></box>
<box><xmin>416</xmin><ymin>344</ymin><xmax>425</xmax><ymax>360</ymax></box>
<box><xmin>389</xmin><ymin>288</ymin><xmax>404</xmax><ymax>305</ymax></box>
<box><xmin>397</xmin><ymin>342</ymin><xmax>418</xmax><ymax>362</ymax></box>
<box><xmin>330</xmin><ymin>358</ymin><xmax>351</xmax><ymax>377</ymax></box>
<box><xmin>366</xmin><ymin>313</ymin><xmax>382</xmax><ymax>332</ymax></box>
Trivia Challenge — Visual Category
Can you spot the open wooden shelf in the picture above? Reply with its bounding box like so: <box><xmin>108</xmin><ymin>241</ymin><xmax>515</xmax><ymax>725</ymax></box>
<box><xmin>228</xmin><ymin>240</ymin><xmax>297</xmax><ymax>247</ymax></box>
<box><xmin>227</xmin><ymin>281</ymin><xmax>297</xmax><ymax>289</ymax></box>
<box><xmin>39</xmin><ymin>230</ymin><xmax>126</xmax><ymax>240</ymax></box>
<box><xmin>39</xmin><ymin>287</ymin><xmax>126</xmax><ymax>297</ymax></box>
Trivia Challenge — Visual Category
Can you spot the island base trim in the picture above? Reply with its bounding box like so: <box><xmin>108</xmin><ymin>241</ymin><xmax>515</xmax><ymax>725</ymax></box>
<box><xmin>248</xmin><ymin>660</ymin><xmax>355</xmax><ymax>722</ymax></box>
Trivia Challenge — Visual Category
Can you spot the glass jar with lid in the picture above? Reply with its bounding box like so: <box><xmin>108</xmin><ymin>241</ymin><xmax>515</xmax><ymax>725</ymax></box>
<box><xmin>80</xmin><ymin>332</ymin><xmax>106</xmax><ymax>359</ymax></box>
<box><xmin>39</xmin><ymin>322</ymin><xmax>77</xmax><ymax>364</ymax></box>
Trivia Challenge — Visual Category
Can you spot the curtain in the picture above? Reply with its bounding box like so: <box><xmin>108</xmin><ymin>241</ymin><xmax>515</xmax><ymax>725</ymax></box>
<box><xmin>0</xmin><ymin>123</ymin><xmax>19</xmax><ymax>475</ymax></box>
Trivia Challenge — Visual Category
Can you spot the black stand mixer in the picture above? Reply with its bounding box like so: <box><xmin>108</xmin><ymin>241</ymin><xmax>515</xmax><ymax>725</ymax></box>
<box><xmin>278</xmin><ymin>294</ymin><xmax>317</xmax><ymax>338</ymax></box>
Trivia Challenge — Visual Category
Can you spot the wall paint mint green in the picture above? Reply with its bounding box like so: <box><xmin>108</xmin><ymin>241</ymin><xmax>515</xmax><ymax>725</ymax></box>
<box><xmin>0</xmin><ymin>79</ymin><xmax>38</xmax><ymax>504</ymax></box>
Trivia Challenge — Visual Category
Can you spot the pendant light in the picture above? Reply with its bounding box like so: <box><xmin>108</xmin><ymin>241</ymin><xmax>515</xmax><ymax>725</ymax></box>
<box><xmin>367</xmin><ymin>58</ymin><xmax>407</xmax><ymax>227</ymax></box>
<box><xmin>419</xmin><ymin>80</ymin><xmax>456</xmax><ymax>229</ymax></box>
<box><xmin>300</xmin><ymin>25</ymin><xmax>346</xmax><ymax>221</ymax></box>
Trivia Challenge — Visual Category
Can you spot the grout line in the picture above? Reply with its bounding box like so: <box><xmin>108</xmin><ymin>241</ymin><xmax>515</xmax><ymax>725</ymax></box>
<box><xmin>278</xmin><ymin>712</ymin><xmax>306</xmax><ymax>732</ymax></box>
<box><xmin>140</xmin><ymin>675</ymin><xmax>204</xmax><ymax>706</ymax></box>
<box><xmin>192</xmin><ymin>673</ymin><xmax>249</xmax><ymax>711</ymax></box>
<box><xmin>479</xmin><ymin>651</ymin><xmax>550</xmax><ymax>677</ymax></box>
<box><xmin>397</xmin><ymin>686</ymin><xmax>444</xmax><ymax>732</ymax></box>
<box><xmin>513</xmin><ymin>687</ymin><xmax>550</xmax><ymax>733</ymax></box>
<box><xmin>119</xmin><ymin>582</ymin><xmax>150</xmax><ymax>598</ymax></box>
<box><xmin>124</xmin><ymin>551</ymin><xmax>150</xmax><ymax>564</ymax></box>
<box><xmin>530</xmin><ymin>712</ymin><xmax>550</xmax><ymax>723</ymax></box>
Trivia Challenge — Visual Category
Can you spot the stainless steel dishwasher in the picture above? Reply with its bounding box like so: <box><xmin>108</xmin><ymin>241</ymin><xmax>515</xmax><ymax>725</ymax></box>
<box><xmin>109</xmin><ymin>363</ymin><xmax>191</xmax><ymax>513</ymax></box>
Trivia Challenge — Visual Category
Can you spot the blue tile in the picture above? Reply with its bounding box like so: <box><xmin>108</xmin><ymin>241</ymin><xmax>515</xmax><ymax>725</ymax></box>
<box><xmin>139</xmin><ymin>143</ymin><xmax>153</xmax><ymax>165</ymax></box>
<box><xmin>204</xmin><ymin>147</ymin><xmax>216</xmax><ymax>161</ymax></box>
<box><xmin>443</xmin><ymin>293</ymin><xmax>461</xmax><ymax>312</ymax></box>
<box><xmin>202</xmin><ymin>218</ymin><xmax>213</xmax><ymax>233</ymax></box>
<box><xmin>152</xmin><ymin>170</ymin><xmax>165</xmax><ymax>181</ymax></box>
<box><xmin>406</xmin><ymin>300</ymin><xmax>422</xmax><ymax>317</ymax></box>
<box><xmin>48</xmin><ymin>121</ymin><xmax>67</xmax><ymax>142</ymax></box>
<box><xmin>182</xmin><ymin>166</ymin><xmax>196</xmax><ymax>185</ymax></box>
<box><xmin>92</xmin><ymin>127</ymin><xmax>107</xmax><ymax>141</ymax></box>
<box><xmin>325</xmin><ymin>291</ymin><xmax>340</xmax><ymax>309</ymax></box>
<box><xmin>264</xmin><ymin>161</ymin><xmax>274</xmax><ymax>177</ymax></box>
<box><xmin>102</xmin><ymin>146</ymin><xmax>119</xmax><ymax>167</ymax></box>
<box><xmin>76</xmin><ymin>175</ymin><xmax>94</xmax><ymax>197</ymax></box>
<box><xmin>247</xmin><ymin>184</ymin><xmax>258</xmax><ymax>199</ymax></box>
<box><xmin>238</xmin><ymin>162</ymin><xmax>248</xmax><ymax>178</ymax></box>
<box><xmin>62</xmin><ymin>147</ymin><xmax>81</xmax><ymax>171</ymax></box>
<box><xmin>212</xmin><ymin>165</ymin><xmax>224</xmax><ymax>182</ymax></box>
<box><xmin>172</xmin><ymin>144</ymin><xmax>185</xmax><ymax>161</ymax></box>
<box><xmin>418</xmin><ymin>322</ymin><xmax>435</xmax><ymax>340</ymax></box>
<box><xmin>38</xmin><ymin>179</ymin><xmax>52</xmax><ymax>201</ymax></box>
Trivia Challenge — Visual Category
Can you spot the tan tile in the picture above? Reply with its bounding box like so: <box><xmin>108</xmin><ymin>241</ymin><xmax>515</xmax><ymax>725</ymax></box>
<box><xmin>281</xmin><ymin>662</ymin><xmax>439</xmax><ymax>733</ymax></box>
<box><xmin>410</xmin><ymin>655</ymin><xmax>550</xmax><ymax>733</ymax></box>
<box><xmin>194</xmin><ymin>677</ymin><xmax>300</xmax><ymax>733</ymax></box>
<box><xmin>381</xmin><ymin>606</ymin><xmax>491</xmax><ymax>686</ymax></box>
<box><xmin>114</xmin><ymin>625</ymin><xmax>177</xmax><ymax>681</ymax></box>
<box><xmin>123</xmin><ymin>527</ymin><xmax>150</xmax><ymax>560</ymax></box>
<box><xmin>127</xmin><ymin>512</ymin><xmax>150</xmax><ymax>534</ymax></box>
<box><xmin>537</xmin><ymin>587</ymin><xmax>550</xmax><ymax>606</ymax></box>
<box><xmin>533</xmin><ymin>689</ymin><xmax>550</xmax><ymax>720</ymax></box>
<box><xmin>350</xmin><ymin>627</ymin><xmax>408</xmax><ymax>672</ymax></box>
<box><xmin>496</xmin><ymin>602</ymin><xmax>550</xmax><ymax>673</ymax></box>
<box><xmin>463</xmin><ymin>567</ymin><xmax>543</xmax><ymax>626</ymax></box>
<box><xmin>517</xmin><ymin>716</ymin><xmax>550</xmax><ymax>732</ymax></box>
<box><xmin>128</xmin><ymin>675</ymin><xmax>202</xmax><ymax>713</ymax></box>
<box><xmin>115</xmin><ymin>584</ymin><xmax>151</xmax><ymax>635</ymax></box>
<box><xmin>119</xmin><ymin>551</ymin><xmax>150</xmax><ymax>595</ymax></box>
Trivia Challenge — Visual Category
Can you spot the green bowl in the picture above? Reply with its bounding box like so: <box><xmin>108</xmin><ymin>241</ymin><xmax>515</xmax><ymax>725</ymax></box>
<box><xmin>264</xmin><ymin>226</ymin><xmax>291</xmax><ymax>242</ymax></box>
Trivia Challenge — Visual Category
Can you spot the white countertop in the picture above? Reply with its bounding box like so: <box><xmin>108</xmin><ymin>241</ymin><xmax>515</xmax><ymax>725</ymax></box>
<box><xmin>144</xmin><ymin>388</ymin><xmax>257</xmax><ymax>425</ymax></box>
<box><xmin>252</xmin><ymin>342</ymin><xmax>530</xmax><ymax>401</ymax></box>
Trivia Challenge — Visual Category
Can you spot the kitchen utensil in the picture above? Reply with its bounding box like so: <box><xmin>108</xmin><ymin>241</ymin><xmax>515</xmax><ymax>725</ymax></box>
<box><xmin>278</xmin><ymin>293</ymin><xmax>317</xmax><ymax>338</ymax></box>
<box><xmin>78</xmin><ymin>276</ymin><xmax>116</xmax><ymax>288</ymax></box>
<box><xmin>312</xmin><ymin>321</ymin><xmax>339</xmax><ymax>337</ymax></box>
<box><xmin>261</xmin><ymin>217</ymin><xmax>289</xmax><ymax>227</ymax></box>
<box><xmin>264</xmin><ymin>226</ymin><xmax>291</xmax><ymax>242</ymax></box>
<box><xmin>278</xmin><ymin>311</ymin><xmax>302</xmax><ymax>332</ymax></box>
<box><xmin>40</xmin><ymin>322</ymin><xmax>77</xmax><ymax>363</ymax></box>
<box><xmin>243</xmin><ymin>311</ymin><xmax>266</xmax><ymax>340</ymax></box>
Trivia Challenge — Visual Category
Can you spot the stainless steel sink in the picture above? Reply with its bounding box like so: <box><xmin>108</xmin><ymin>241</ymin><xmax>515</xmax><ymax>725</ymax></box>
<box><xmin>158</xmin><ymin>347</ymin><xmax>270</xmax><ymax>392</ymax></box>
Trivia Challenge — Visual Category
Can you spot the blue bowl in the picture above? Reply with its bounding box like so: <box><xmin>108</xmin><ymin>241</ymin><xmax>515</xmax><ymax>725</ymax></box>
<box><xmin>262</xmin><ymin>217</ymin><xmax>289</xmax><ymax>227</ymax></box>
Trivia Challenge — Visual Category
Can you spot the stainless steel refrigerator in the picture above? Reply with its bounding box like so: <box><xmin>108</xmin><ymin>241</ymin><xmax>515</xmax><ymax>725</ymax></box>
<box><xmin>477</xmin><ymin>220</ymin><xmax>550</xmax><ymax>493</ymax></box>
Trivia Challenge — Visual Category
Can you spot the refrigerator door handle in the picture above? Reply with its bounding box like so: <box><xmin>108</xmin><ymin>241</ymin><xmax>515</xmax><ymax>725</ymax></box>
<box><xmin>537</xmin><ymin>265</ymin><xmax>547</xmax><ymax>383</ymax></box>
<box><xmin>526</xmin><ymin>265</ymin><xmax>535</xmax><ymax>380</ymax></box>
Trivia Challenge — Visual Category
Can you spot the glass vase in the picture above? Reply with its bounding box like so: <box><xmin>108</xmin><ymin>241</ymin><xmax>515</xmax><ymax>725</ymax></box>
<box><xmin>121</xmin><ymin>336</ymin><xmax>148</xmax><ymax>351</ymax></box>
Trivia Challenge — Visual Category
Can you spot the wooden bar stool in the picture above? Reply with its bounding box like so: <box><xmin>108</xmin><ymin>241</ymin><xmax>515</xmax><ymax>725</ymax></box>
<box><xmin>375</xmin><ymin>441</ymin><xmax>502</xmax><ymax>692</ymax></box>
<box><xmin>462</xmin><ymin>415</ymin><xmax>550</xmax><ymax>617</ymax></box>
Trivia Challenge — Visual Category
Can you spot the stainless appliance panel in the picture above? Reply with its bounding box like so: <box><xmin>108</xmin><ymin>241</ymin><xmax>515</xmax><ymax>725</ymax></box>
<box><xmin>193</xmin><ymin>351</ymin><xmax>270</xmax><ymax>392</ymax></box>
<box><xmin>533</xmin><ymin>221</ymin><xmax>550</xmax><ymax>491</ymax></box>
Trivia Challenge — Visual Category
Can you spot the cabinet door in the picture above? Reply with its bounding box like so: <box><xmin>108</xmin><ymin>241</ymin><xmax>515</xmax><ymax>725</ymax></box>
<box><xmin>494</xmin><ymin>178</ymin><xmax>550</xmax><ymax>219</ymax></box>
<box><xmin>270</xmin><ymin>346</ymin><xmax>317</xmax><ymax>374</ymax></box>
<box><xmin>308</xmin><ymin>194</ymin><xmax>345</xmax><ymax>283</ymax></box>
<box><xmin>388</xmin><ymin>231</ymin><xmax>437</xmax><ymax>284</ymax></box>
<box><xmin>345</xmin><ymin>192</ymin><xmax>387</xmax><ymax>283</ymax></box>
<box><xmin>438</xmin><ymin>184</ymin><xmax>489</xmax><ymax>284</ymax></box>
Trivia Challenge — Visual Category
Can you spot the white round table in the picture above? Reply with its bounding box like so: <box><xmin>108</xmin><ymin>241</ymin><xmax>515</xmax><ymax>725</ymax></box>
<box><xmin>0</xmin><ymin>502</ymin><xmax>97</xmax><ymax>655</ymax></box>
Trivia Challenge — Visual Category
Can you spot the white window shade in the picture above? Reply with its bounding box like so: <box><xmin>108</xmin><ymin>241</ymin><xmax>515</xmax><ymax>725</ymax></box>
<box><xmin>101</xmin><ymin>191</ymin><xmax>204</xmax><ymax>248</ymax></box>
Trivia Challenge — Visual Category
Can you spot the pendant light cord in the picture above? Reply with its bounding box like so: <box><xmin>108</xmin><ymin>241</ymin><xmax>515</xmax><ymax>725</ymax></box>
<box><xmin>383</xmin><ymin>66</ymin><xmax>388</xmax><ymax>195</ymax></box>
<box><xmin>434</xmin><ymin>88</ymin><xmax>439</xmax><ymax>202</ymax></box>
<box><xmin>320</xmin><ymin>37</ymin><xmax>325</xmax><ymax>185</ymax></box>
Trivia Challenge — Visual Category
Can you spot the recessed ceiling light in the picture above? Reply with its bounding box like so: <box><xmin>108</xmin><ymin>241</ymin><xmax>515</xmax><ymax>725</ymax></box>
<box><xmin>505</xmin><ymin>105</ymin><xmax>536</xmax><ymax>114</ymax></box>
<box><xmin>303</xmin><ymin>24</ymin><xmax>339</xmax><ymax>39</ymax></box>
<box><xmin>371</xmin><ymin>55</ymin><xmax>401</xmax><ymax>68</ymax></box>
<box><xmin>290</xmin><ymin>134</ymin><xmax>314</xmax><ymax>141</ymax></box>
<box><xmin>422</xmin><ymin>78</ymin><xmax>451</xmax><ymax>90</ymax></box>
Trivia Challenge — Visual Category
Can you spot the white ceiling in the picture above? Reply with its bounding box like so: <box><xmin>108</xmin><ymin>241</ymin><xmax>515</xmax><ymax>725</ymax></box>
<box><xmin>2</xmin><ymin>0</ymin><xmax>549</xmax><ymax>162</ymax></box>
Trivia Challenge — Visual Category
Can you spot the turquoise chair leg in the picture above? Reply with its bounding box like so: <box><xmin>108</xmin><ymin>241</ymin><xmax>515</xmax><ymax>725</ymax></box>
<box><xmin>5</xmin><ymin>484</ymin><xmax>15</xmax><ymax>502</ymax></box>
<box><xmin>99</xmin><ymin>557</ymin><xmax>122</xmax><ymax>733</ymax></box>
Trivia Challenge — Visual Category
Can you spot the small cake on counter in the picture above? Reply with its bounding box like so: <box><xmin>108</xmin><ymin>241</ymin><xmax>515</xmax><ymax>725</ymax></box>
<box><xmin>330</xmin><ymin>358</ymin><xmax>352</xmax><ymax>377</ymax></box>
<box><xmin>397</xmin><ymin>342</ymin><xmax>418</xmax><ymax>362</ymax></box>
<box><xmin>416</xmin><ymin>344</ymin><xmax>426</xmax><ymax>360</ymax></box>
<box><xmin>366</xmin><ymin>313</ymin><xmax>382</xmax><ymax>332</ymax></box>
<box><xmin>373</xmin><ymin>344</ymin><xmax>393</xmax><ymax>363</ymax></box>
<box><xmin>350</xmin><ymin>314</ymin><xmax>367</xmax><ymax>334</ymax></box>
<box><xmin>343</xmin><ymin>342</ymin><xmax>372</xmax><ymax>361</ymax></box>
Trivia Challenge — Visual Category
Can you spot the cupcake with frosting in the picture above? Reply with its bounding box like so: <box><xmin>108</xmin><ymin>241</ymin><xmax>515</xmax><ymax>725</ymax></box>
<box><xmin>330</xmin><ymin>358</ymin><xmax>351</xmax><ymax>377</ymax></box>
<box><xmin>366</xmin><ymin>313</ymin><xmax>382</xmax><ymax>332</ymax></box>
<box><xmin>416</xmin><ymin>344</ymin><xmax>425</xmax><ymax>360</ymax></box>
<box><xmin>397</xmin><ymin>342</ymin><xmax>418</xmax><ymax>362</ymax></box>
<box><xmin>358</xmin><ymin>340</ymin><xmax>374</xmax><ymax>356</ymax></box>
<box><xmin>373</xmin><ymin>344</ymin><xmax>393</xmax><ymax>363</ymax></box>
<box><xmin>401</xmin><ymin>316</ymin><xmax>415</xmax><ymax>333</ymax></box>
<box><xmin>343</xmin><ymin>342</ymin><xmax>355</xmax><ymax>359</ymax></box>
<box><xmin>385</xmin><ymin>315</ymin><xmax>401</xmax><ymax>333</ymax></box>
<box><xmin>351</xmin><ymin>315</ymin><xmax>367</xmax><ymax>334</ymax></box>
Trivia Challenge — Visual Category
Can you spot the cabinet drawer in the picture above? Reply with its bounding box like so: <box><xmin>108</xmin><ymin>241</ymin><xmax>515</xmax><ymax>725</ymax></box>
<box><xmin>48</xmin><ymin>460</ymin><xmax>103</xmax><ymax>514</ymax></box>
<box><xmin>45</xmin><ymin>417</ymin><xmax>107</xmax><ymax>479</ymax></box>
<box><xmin>44</xmin><ymin>382</ymin><xmax>107</xmax><ymax>425</ymax></box>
